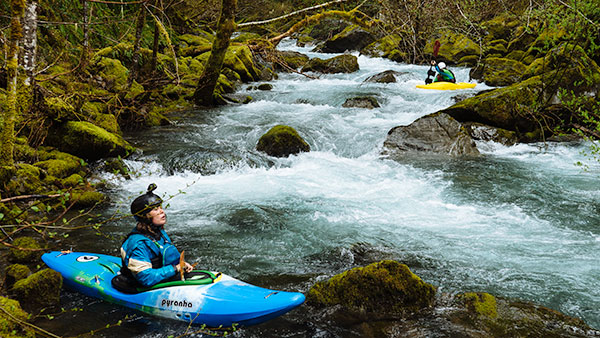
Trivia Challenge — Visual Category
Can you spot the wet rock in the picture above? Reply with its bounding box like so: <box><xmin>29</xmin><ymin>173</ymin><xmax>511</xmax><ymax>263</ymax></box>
<box><xmin>302</xmin><ymin>54</ymin><xmax>359</xmax><ymax>74</ymax></box>
<box><xmin>424</xmin><ymin>32</ymin><xmax>481</xmax><ymax>65</ymax></box>
<box><xmin>257</xmin><ymin>125</ymin><xmax>310</xmax><ymax>157</ymax></box>
<box><xmin>363</xmin><ymin>70</ymin><xmax>409</xmax><ymax>83</ymax></box>
<box><xmin>11</xmin><ymin>268</ymin><xmax>62</xmax><ymax>309</ymax></box>
<box><xmin>0</xmin><ymin>296</ymin><xmax>35</xmax><ymax>338</ymax></box>
<box><xmin>307</xmin><ymin>260</ymin><xmax>436</xmax><ymax>319</ymax></box>
<box><xmin>382</xmin><ymin>113</ymin><xmax>480</xmax><ymax>157</ymax></box>
<box><xmin>275</xmin><ymin>51</ymin><xmax>309</xmax><ymax>71</ymax></box>
<box><xmin>257</xmin><ymin>83</ymin><xmax>273</xmax><ymax>91</ymax></box>
<box><xmin>317</xmin><ymin>25</ymin><xmax>376</xmax><ymax>53</ymax></box>
<box><xmin>342</xmin><ymin>96</ymin><xmax>380</xmax><ymax>109</ymax></box>
<box><xmin>464</xmin><ymin>122</ymin><xmax>518</xmax><ymax>146</ymax></box>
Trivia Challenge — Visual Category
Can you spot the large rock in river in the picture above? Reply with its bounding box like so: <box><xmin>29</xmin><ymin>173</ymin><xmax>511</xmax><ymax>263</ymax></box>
<box><xmin>307</xmin><ymin>260</ymin><xmax>436</xmax><ymax>318</ymax></box>
<box><xmin>11</xmin><ymin>268</ymin><xmax>62</xmax><ymax>309</ymax></box>
<box><xmin>257</xmin><ymin>125</ymin><xmax>310</xmax><ymax>157</ymax></box>
<box><xmin>382</xmin><ymin>113</ymin><xmax>480</xmax><ymax>157</ymax></box>
<box><xmin>317</xmin><ymin>25</ymin><xmax>376</xmax><ymax>53</ymax></box>
<box><xmin>301</xmin><ymin>54</ymin><xmax>359</xmax><ymax>74</ymax></box>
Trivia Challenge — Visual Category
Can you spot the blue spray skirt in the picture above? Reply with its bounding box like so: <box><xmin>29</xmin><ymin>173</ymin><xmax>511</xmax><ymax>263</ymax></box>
<box><xmin>42</xmin><ymin>251</ymin><xmax>305</xmax><ymax>327</ymax></box>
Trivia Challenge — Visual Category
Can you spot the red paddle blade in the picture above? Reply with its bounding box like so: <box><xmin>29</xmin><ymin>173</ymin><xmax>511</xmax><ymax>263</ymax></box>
<box><xmin>433</xmin><ymin>40</ymin><xmax>440</xmax><ymax>58</ymax></box>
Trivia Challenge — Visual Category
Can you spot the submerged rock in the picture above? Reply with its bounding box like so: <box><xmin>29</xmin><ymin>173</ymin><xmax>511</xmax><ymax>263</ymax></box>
<box><xmin>342</xmin><ymin>96</ymin><xmax>380</xmax><ymax>109</ymax></box>
<box><xmin>256</xmin><ymin>125</ymin><xmax>310</xmax><ymax>157</ymax></box>
<box><xmin>363</xmin><ymin>70</ymin><xmax>410</xmax><ymax>83</ymax></box>
<box><xmin>382</xmin><ymin>112</ymin><xmax>480</xmax><ymax>157</ymax></box>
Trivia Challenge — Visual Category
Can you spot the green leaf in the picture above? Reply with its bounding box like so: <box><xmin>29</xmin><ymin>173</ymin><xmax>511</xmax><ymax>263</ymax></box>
<box><xmin>0</xmin><ymin>213</ymin><xmax>4</xmax><ymax>221</ymax></box>
<box><xmin>31</xmin><ymin>206</ymin><xmax>40</xmax><ymax>212</ymax></box>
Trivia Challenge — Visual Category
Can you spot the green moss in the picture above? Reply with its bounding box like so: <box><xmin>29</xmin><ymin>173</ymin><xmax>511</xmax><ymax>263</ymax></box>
<box><xmin>12</xmin><ymin>268</ymin><xmax>62</xmax><ymax>308</ymax></box>
<box><xmin>257</xmin><ymin>125</ymin><xmax>310</xmax><ymax>157</ymax></box>
<box><xmin>45</xmin><ymin>96</ymin><xmax>78</xmax><ymax>121</ymax></box>
<box><xmin>94</xmin><ymin>56</ymin><xmax>129</xmax><ymax>92</ymax></box>
<box><xmin>461</xmin><ymin>292</ymin><xmax>498</xmax><ymax>319</ymax></box>
<box><xmin>362</xmin><ymin>34</ymin><xmax>403</xmax><ymax>61</ymax></box>
<box><xmin>4</xmin><ymin>264</ymin><xmax>31</xmax><ymax>288</ymax></box>
<box><xmin>307</xmin><ymin>260</ymin><xmax>436</xmax><ymax>315</ymax></box>
<box><xmin>57</xmin><ymin>121</ymin><xmax>134</xmax><ymax>160</ymax></box>
<box><xmin>0</xmin><ymin>296</ymin><xmax>35</xmax><ymax>338</ymax></box>
<box><xmin>4</xmin><ymin>163</ymin><xmax>46</xmax><ymax>196</ymax></box>
<box><xmin>223</xmin><ymin>45</ymin><xmax>260</xmax><ymax>82</ymax></box>
<box><xmin>62</xmin><ymin>173</ymin><xmax>83</xmax><ymax>187</ymax></box>
<box><xmin>34</xmin><ymin>158</ymin><xmax>80</xmax><ymax>179</ymax></box>
<box><xmin>302</xmin><ymin>54</ymin><xmax>359</xmax><ymax>74</ymax></box>
<box><xmin>72</xmin><ymin>190</ymin><xmax>106</xmax><ymax>207</ymax></box>
<box><xmin>9</xmin><ymin>237</ymin><xmax>42</xmax><ymax>263</ymax></box>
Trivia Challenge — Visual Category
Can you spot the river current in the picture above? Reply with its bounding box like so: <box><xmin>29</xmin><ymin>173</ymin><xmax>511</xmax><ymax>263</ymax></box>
<box><xmin>49</xmin><ymin>39</ymin><xmax>600</xmax><ymax>335</ymax></box>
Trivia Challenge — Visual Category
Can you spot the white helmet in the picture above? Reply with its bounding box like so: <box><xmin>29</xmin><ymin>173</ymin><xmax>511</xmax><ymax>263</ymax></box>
<box><xmin>438</xmin><ymin>62</ymin><xmax>447</xmax><ymax>69</ymax></box>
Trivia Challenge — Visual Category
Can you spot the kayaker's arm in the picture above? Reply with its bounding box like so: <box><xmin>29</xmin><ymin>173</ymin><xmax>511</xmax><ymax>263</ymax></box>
<box><xmin>128</xmin><ymin>246</ymin><xmax>177</xmax><ymax>287</ymax></box>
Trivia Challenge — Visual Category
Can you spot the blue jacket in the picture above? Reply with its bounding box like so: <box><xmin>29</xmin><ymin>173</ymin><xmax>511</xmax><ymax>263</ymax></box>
<box><xmin>434</xmin><ymin>65</ymin><xmax>455</xmax><ymax>82</ymax></box>
<box><xmin>120</xmin><ymin>228</ymin><xmax>180</xmax><ymax>287</ymax></box>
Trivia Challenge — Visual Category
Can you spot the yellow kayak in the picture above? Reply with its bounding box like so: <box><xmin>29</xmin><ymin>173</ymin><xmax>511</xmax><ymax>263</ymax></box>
<box><xmin>416</xmin><ymin>82</ymin><xmax>476</xmax><ymax>90</ymax></box>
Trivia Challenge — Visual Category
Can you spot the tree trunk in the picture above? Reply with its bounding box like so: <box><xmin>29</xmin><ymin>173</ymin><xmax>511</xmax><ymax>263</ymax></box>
<box><xmin>151</xmin><ymin>0</ymin><xmax>160</xmax><ymax>74</ymax></box>
<box><xmin>1</xmin><ymin>0</ymin><xmax>25</xmax><ymax>168</ymax></box>
<box><xmin>128</xmin><ymin>1</ymin><xmax>147</xmax><ymax>87</ymax></box>
<box><xmin>22</xmin><ymin>0</ymin><xmax>37</xmax><ymax>87</ymax></box>
<box><xmin>193</xmin><ymin>0</ymin><xmax>237</xmax><ymax>106</ymax></box>
<box><xmin>80</xmin><ymin>0</ymin><xmax>90</xmax><ymax>69</ymax></box>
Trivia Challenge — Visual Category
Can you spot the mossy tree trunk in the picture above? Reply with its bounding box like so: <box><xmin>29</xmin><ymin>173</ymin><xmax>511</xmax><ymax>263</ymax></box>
<box><xmin>128</xmin><ymin>0</ymin><xmax>148</xmax><ymax>87</ymax></box>
<box><xmin>1</xmin><ymin>0</ymin><xmax>26</xmax><ymax>168</ymax></box>
<box><xmin>22</xmin><ymin>0</ymin><xmax>37</xmax><ymax>87</ymax></box>
<box><xmin>150</xmin><ymin>0</ymin><xmax>160</xmax><ymax>73</ymax></box>
<box><xmin>193</xmin><ymin>0</ymin><xmax>237</xmax><ymax>106</ymax></box>
<box><xmin>80</xmin><ymin>0</ymin><xmax>90</xmax><ymax>69</ymax></box>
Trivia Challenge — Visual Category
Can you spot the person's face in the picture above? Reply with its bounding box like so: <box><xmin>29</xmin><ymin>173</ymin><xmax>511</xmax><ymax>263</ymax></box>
<box><xmin>147</xmin><ymin>206</ymin><xmax>166</xmax><ymax>226</ymax></box>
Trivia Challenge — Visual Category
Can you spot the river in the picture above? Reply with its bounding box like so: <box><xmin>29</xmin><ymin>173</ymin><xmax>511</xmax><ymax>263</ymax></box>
<box><xmin>42</xmin><ymin>39</ymin><xmax>600</xmax><ymax>336</ymax></box>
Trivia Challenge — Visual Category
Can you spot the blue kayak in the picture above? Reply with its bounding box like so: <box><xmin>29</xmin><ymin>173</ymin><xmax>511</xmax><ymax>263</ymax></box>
<box><xmin>41</xmin><ymin>251</ymin><xmax>305</xmax><ymax>327</ymax></box>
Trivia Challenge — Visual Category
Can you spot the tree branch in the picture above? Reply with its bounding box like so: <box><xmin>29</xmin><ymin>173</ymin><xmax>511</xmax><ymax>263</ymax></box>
<box><xmin>238</xmin><ymin>0</ymin><xmax>347</xmax><ymax>27</ymax></box>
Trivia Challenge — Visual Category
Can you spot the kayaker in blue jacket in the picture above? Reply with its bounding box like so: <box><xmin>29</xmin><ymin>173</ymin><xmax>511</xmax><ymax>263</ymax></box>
<box><xmin>119</xmin><ymin>183</ymin><xmax>192</xmax><ymax>287</ymax></box>
<box><xmin>430</xmin><ymin>60</ymin><xmax>456</xmax><ymax>83</ymax></box>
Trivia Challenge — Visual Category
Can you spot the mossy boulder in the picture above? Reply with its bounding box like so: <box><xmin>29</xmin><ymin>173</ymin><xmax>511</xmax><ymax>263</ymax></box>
<box><xmin>45</xmin><ymin>96</ymin><xmax>77</xmax><ymax>121</ymax></box>
<box><xmin>49</xmin><ymin>121</ymin><xmax>134</xmax><ymax>160</ymax></box>
<box><xmin>460</xmin><ymin>292</ymin><xmax>498</xmax><ymax>318</ymax></box>
<box><xmin>62</xmin><ymin>173</ymin><xmax>83</xmax><ymax>187</ymax></box>
<box><xmin>443</xmin><ymin>43</ymin><xmax>600</xmax><ymax>141</ymax></box>
<box><xmin>318</xmin><ymin>25</ymin><xmax>376</xmax><ymax>53</ymax></box>
<box><xmin>223</xmin><ymin>45</ymin><xmax>261</xmax><ymax>82</ymax></box>
<box><xmin>301</xmin><ymin>54</ymin><xmax>359</xmax><ymax>74</ymax></box>
<box><xmin>256</xmin><ymin>125</ymin><xmax>310</xmax><ymax>157</ymax></box>
<box><xmin>12</xmin><ymin>268</ymin><xmax>62</xmax><ymax>309</ymax></box>
<box><xmin>275</xmin><ymin>51</ymin><xmax>309</xmax><ymax>71</ymax></box>
<box><xmin>307</xmin><ymin>260</ymin><xmax>436</xmax><ymax>317</ymax></box>
<box><xmin>361</xmin><ymin>34</ymin><xmax>405</xmax><ymax>62</ymax></box>
<box><xmin>71</xmin><ymin>190</ymin><xmax>106</xmax><ymax>207</ymax></box>
<box><xmin>4</xmin><ymin>163</ymin><xmax>46</xmax><ymax>195</ymax></box>
<box><xmin>34</xmin><ymin>150</ymin><xmax>82</xmax><ymax>179</ymax></box>
<box><xmin>92</xmin><ymin>56</ymin><xmax>128</xmax><ymax>91</ymax></box>
<box><xmin>4</xmin><ymin>264</ymin><xmax>31</xmax><ymax>289</ymax></box>
<box><xmin>9</xmin><ymin>237</ymin><xmax>42</xmax><ymax>263</ymax></box>
<box><xmin>425</xmin><ymin>32</ymin><xmax>481</xmax><ymax>64</ymax></box>
<box><xmin>481</xmin><ymin>13</ymin><xmax>520</xmax><ymax>43</ymax></box>
<box><xmin>469</xmin><ymin>57</ymin><xmax>527</xmax><ymax>86</ymax></box>
<box><xmin>0</xmin><ymin>297</ymin><xmax>35</xmax><ymax>338</ymax></box>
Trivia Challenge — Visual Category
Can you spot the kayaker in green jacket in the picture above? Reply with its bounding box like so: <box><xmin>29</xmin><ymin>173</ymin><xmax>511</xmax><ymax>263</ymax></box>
<box><xmin>430</xmin><ymin>61</ymin><xmax>456</xmax><ymax>83</ymax></box>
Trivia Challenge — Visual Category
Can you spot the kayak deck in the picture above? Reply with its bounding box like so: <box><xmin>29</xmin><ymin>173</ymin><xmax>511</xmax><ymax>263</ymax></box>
<box><xmin>416</xmin><ymin>82</ymin><xmax>477</xmax><ymax>90</ymax></box>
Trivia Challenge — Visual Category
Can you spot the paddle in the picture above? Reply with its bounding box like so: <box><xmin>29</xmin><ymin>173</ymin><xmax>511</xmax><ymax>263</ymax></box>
<box><xmin>179</xmin><ymin>251</ymin><xmax>185</xmax><ymax>281</ymax></box>
<box><xmin>425</xmin><ymin>40</ymin><xmax>441</xmax><ymax>84</ymax></box>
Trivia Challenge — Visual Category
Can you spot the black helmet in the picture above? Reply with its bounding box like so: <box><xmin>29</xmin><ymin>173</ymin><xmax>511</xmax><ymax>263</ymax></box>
<box><xmin>130</xmin><ymin>183</ymin><xmax>163</xmax><ymax>224</ymax></box>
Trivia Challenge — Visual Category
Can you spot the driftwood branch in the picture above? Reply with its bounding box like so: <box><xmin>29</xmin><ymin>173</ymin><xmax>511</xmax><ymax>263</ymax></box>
<box><xmin>1</xmin><ymin>194</ymin><xmax>62</xmax><ymax>203</ymax></box>
<box><xmin>238</xmin><ymin>0</ymin><xmax>347</xmax><ymax>27</ymax></box>
<box><xmin>573</xmin><ymin>123</ymin><xmax>600</xmax><ymax>140</ymax></box>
